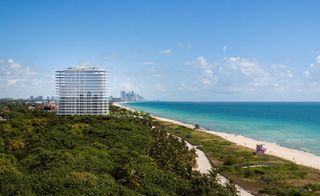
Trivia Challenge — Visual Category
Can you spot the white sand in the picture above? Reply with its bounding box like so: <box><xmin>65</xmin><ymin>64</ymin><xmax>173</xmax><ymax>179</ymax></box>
<box><xmin>113</xmin><ymin>102</ymin><xmax>320</xmax><ymax>170</ymax></box>
<box><xmin>184</xmin><ymin>141</ymin><xmax>212</xmax><ymax>174</ymax></box>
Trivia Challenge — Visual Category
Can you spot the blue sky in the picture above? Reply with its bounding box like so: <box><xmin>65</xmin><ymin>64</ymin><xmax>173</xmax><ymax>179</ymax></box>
<box><xmin>1</xmin><ymin>0</ymin><xmax>320</xmax><ymax>101</ymax></box>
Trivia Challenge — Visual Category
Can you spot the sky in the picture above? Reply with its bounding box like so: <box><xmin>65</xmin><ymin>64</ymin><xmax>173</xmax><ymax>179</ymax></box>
<box><xmin>1</xmin><ymin>0</ymin><xmax>320</xmax><ymax>101</ymax></box>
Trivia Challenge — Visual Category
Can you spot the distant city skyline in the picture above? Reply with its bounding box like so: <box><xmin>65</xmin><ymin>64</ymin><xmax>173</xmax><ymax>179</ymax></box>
<box><xmin>1</xmin><ymin>1</ymin><xmax>320</xmax><ymax>101</ymax></box>
<box><xmin>120</xmin><ymin>91</ymin><xmax>144</xmax><ymax>102</ymax></box>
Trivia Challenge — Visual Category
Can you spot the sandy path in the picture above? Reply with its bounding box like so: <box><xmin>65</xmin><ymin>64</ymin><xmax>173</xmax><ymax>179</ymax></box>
<box><xmin>184</xmin><ymin>140</ymin><xmax>252</xmax><ymax>196</ymax></box>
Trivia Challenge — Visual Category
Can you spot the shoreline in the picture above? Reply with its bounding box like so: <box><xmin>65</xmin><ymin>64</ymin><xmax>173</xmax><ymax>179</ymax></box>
<box><xmin>113</xmin><ymin>102</ymin><xmax>320</xmax><ymax>170</ymax></box>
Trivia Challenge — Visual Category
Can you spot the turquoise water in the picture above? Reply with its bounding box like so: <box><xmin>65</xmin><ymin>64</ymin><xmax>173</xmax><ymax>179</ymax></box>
<box><xmin>124</xmin><ymin>102</ymin><xmax>320</xmax><ymax>156</ymax></box>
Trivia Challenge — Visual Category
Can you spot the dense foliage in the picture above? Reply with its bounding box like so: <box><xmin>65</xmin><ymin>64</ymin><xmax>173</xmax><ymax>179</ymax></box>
<box><xmin>0</xmin><ymin>102</ymin><xmax>236</xmax><ymax>195</ymax></box>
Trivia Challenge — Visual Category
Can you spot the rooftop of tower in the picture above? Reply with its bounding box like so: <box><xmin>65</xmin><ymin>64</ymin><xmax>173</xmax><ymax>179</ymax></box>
<box><xmin>68</xmin><ymin>65</ymin><xmax>99</xmax><ymax>70</ymax></box>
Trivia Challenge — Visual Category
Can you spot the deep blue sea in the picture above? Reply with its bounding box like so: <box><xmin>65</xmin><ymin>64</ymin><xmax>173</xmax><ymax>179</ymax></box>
<box><xmin>124</xmin><ymin>102</ymin><xmax>320</xmax><ymax>156</ymax></box>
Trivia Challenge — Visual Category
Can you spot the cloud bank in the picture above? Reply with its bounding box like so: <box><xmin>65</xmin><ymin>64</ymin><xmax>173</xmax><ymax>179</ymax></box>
<box><xmin>0</xmin><ymin>59</ymin><xmax>54</xmax><ymax>98</ymax></box>
<box><xmin>181</xmin><ymin>55</ymin><xmax>320</xmax><ymax>100</ymax></box>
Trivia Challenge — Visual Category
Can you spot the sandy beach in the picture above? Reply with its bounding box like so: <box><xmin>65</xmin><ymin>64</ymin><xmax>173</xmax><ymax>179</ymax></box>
<box><xmin>113</xmin><ymin>102</ymin><xmax>320</xmax><ymax>171</ymax></box>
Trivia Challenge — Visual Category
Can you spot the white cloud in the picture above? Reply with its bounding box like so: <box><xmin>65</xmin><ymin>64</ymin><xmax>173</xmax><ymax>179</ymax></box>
<box><xmin>0</xmin><ymin>59</ymin><xmax>37</xmax><ymax>88</ymax></box>
<box><xmin>194</xmin><ymin>56</ymin><xmax>210</xmax><ymax>69</ymax></box>
<box><xmin>304</xmin><ymin>55</ymin><xmax>320</xmax><ymax>81</ymax></box>
<box><xmin>0</xmin><ymin>59</ymin><xmax>54</xmax><ymax>98</ymax></box>
<box><xmin>188</xmin><ymin>56</ymin><xmax>217</xmax><ymax>85</ymax></box>
<box><xmin>6</xmin><ymin>79</ymin><xmax>18</xmax><ymax>86</ymax></box>
<box><xmin>141</xmin><ymin>61</ymin><xmax>157</xmax><ymax>65</ymax></box>
<box><xmin>9</xmin><ymin>62</ymin><xmax>21</xmax><ymax>69</ymax></box>
<box><xmin>160</xmin><ymin>49</ymin><xmax>171</xmax><ymax>55</ymax></box>
<box><xmin>223</xmin><ymin>45</ymin><xmax>227</xmax><ymax>52</ymax></box>
<box><xmin>186</xmin><ymin>56</ymin><xmax>297</xmax><ymax>94</ymax></box>
<box><xmin>177</xmin><ymin>42</ymin><xmax>192</xmax><ymax>49</ymax></box>
<box><xmin>304</xmin><ymin>71</ymin><xmax>310</xmax><ymax>78</ymax></box>
<box><xmin>316</xmin><ymin>55</ymin><xmax>320</xmax><ymax>64</ymax></box>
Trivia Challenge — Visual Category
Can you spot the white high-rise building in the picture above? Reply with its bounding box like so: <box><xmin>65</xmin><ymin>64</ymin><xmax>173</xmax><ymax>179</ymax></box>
<box><xmin>55</xmin><ymin>66</ymin><xmax>109</xmax><ymax>115</ymax></box>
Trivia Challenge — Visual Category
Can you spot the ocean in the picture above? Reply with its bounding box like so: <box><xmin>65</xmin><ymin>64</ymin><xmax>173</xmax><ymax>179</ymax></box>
<box><xmin>123</xmin><ymin>102</ymin><xmax>320</xmax><ymax>156</ymax></box>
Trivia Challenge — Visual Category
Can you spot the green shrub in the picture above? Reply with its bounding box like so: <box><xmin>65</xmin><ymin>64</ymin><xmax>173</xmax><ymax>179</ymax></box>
<box><xmin>223</xmin><ymin>157</ymin><xmax>235</xmax><ymax>166</ymax></box>
<box><xmin>243</xmin><ymin>169</ymin><xmax>254</xmax><ymax>178</ymax></box>
<box><xmin>261</xmin><ymin>175</ymin><xmax>272</xmax><ymax>184</ymax></box>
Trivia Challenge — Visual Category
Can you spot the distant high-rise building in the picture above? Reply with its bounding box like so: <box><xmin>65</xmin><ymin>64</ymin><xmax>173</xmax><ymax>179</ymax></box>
<box><xmin>120</xmin><ymin>91</ymin><xmax>126</xmax><ymax>102</ymax></box>
<box><xmin>56</xmin><ymin>66</ymin><xmax>109</xmax><ymax>115</ymax></box>
<box><xmin>119</xmin><ymin>91</ymin><xmax>144</xmax><ymax>102</ymax></box>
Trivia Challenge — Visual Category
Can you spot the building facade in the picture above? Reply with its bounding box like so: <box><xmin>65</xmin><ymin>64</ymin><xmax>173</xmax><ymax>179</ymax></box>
<box><xmin>56</xmin><ymin>66</ymin><xmax>109</xmax><ymax>115</ymax></box>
